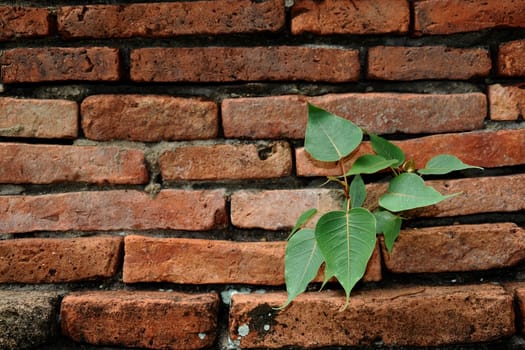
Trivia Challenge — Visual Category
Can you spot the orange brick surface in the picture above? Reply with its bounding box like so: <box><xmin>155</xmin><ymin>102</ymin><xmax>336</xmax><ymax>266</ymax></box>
<box><xmin>61</xmin><ymin>291</ymin><xmax>219</xmax><ymax>349</ymax></box>
<box><xmin>0</xmin><ymin>6</ymin><xmax>51</xmax><ymax>41</ymax></box>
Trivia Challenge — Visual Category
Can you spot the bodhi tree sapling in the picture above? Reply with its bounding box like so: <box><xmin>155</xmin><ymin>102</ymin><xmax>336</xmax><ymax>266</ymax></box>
<box><xmin>280</xmin><ymin>104</ymin><xmax>482</xmax><ymax>310</ymax></box>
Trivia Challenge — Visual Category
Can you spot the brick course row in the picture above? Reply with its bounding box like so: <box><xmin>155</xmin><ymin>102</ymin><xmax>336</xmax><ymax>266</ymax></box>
<box><xmin>3</xmin><ymin>44</ymin><xmax>525</xmax><ymax>83</ymax></box>
<box><xmin>3</xmin><ymin>0</ymin><xmax>525</xmax><ymax>40</ymax></box>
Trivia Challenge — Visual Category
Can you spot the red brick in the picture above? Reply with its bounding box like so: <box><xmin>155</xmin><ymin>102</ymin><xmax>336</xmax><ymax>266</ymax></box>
<box><xmin>498</xmin><ymin>40</ymin><xmax>525</xmax><ymax>77</ymax></box>
<box><xmin>130</xmin><ymin>47</ymin><xmax>360</xmax><ymax>83</ymax></box>
<box><xmin>0</xmin><ymin>236</ymin><xmax>122</xmax><ymax>283</ymax></box>
<box><xmin>229</xmin><ymin>285</ymin><xmax>514</xmax><ymax>348</ymax></box>
<box><xmin>0</xmin><ymin>143</ymin><xmax>148</xmax><ymax>185</ymax></box>
<box><xmin>231</xmin><ymin>189</ymin><xmax>342</xmax><ymax>230</ymax></box>
<box><xmin>123</xmin><ymin>235</ymin><xmax>380</xmax><ymax>285</ymax></box>
<box><xmin>58</xmin><ymin>0</ymin><xmax>284</xmax><ymax>39</ymax></box>
<box><xmin>0</xmin><ymin>47</ymin><xmax>120</xmax><ymax>83</ymax></box>
<box><xmin>382</xmin><ymin>223</ymin><xmax>525</xmax><ymax>273</ymax></box>
<box><xmin>61</xmin><ymin>291</ymin><xmax>219</xmax><ymax>350</ymax></box>
<box><xmin>81</xmin><ymin>95</ymin><xmax>218</xmax><ymax>142</ymax></box>
<box><xmin>414</xmin><ymin>0</ymin><xmax>525</xmax><ymax>35</ymax></box>
<box><xmin>0</xmin><ymin>6</ymin><xmax>51</xmax><ymax>41</ymax></box>
<box><xmin>368</xmin><ymin>46</ymin><xmax>491</xmax><ymax>80</ymax></box>
<box><xmin>0</xmin><ymin>189</ymin><xmax>227</xmax><ymax>234</ymax></box>
<box><xmin>159</xmin><ymin>142</ymin><xmax>292</xmax><ymax>181</ymax></box>
<box><xmin>231</xmin><ymin>174</ymin><xmax>525</xmax><ymax>229</ymax></box>
<box><xmin>296</xmin><ymin>129</ymin><xmax>525</xmax><ymax>176</ymax></box>
<box><xmin>291</xmin><ymin>0</ymin><xmax>408</xmax><ymax>35</ymax></box>
<box><xmin>0</xmin><ymin>97</ymin><xmax>78</xmax><ymax>138</ymax></box>
<box><xmin>222</xmin><ymin>93</ymin><xmax>486</xmax><ymax>139</ymax></box>
<box><xmin>489</xmin><ymin>84</ymin><xmax>525</xmax><ymax>120</ymax></box>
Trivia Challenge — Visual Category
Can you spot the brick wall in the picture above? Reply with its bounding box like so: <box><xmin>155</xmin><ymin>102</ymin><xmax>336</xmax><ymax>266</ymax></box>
<box><xmin>1</xmin><ymin>1</ymin><xmax>525</xmax><ymax>349</ymax></box>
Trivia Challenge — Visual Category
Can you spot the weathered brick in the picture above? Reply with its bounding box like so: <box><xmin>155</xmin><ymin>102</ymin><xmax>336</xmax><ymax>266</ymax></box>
<box><xmin>296</xmin><ymin>129</ymin><xmax>525</xmax><ymax>176</ymax></box>
<box><xmin>0</xmin><ymin>6</ymin><xmax>51</xmax><ymax>41</ymax></box>
<box><xmin>223</xmin><ymin>93</ymin><xmax>486</xmax><ymax>139</ymax></box>
<box><xmin>0</xmin><ymin>291</ymin><xmax>61</xmax><ymax>350</ymax></box>
<box><xmin>159</xmin><ymin>142</ymin><xmax>292</xmax><ymax>181</ymax></box>
<box><xmin>0</xmin><ymin>143</ymin><xmax>148</xmax><ymax>184</ymax></box>
<box><xmin>0</xmin><ymin>47</ymin><xmax>120</xmax><ymax>83</ymax></box>
<box><xmin>58</xmin><ymin>0</ymin><xmax>284</xmax><ymax>38</ymax></box>
<box><xmin>0</xmin><ymin>236</ymin><xmax>122</xmax><ymax>283</ymax></box>
<box><xmin>291</xmin><ymin>0</ymin><xmax>409</xmax><ymax>35</ymax></box>
<box><xmin>498</xmin><ymin>40</ymin><xmax>525</xmax><ymax>77</ymax></box>
<box><xmin>368</xmin><ymin>46</ymin><xmax>491</xmax><ymax>80</ymax></box>
<box><xmin>0</xmin><ymin>189</ymin><xmax>227</xmax><ymax>234</ymax></box>
<box><xmin>489</xmin><ymin>84</ymin><xmax>525</xmax><ymax>120</ymax></box>
<box><xmin>231</xmin><ymin>189</ymin><xmax>342</xmax><ymax>230</ymax></box>
<box><xmin>130</xmin><ymin>47</ymin><xmax>360</xmax><ymax>83</ymax></box>
<box><xmin>0</xmin><ymin>97</ymin><xmax>78</xmax><ymax>138</ymax></box>
<box><xmin>61</xmin><ymin>291</ymin><xmax>219</xmax><ymax>350</ymax></box>
<box><xmin>81</xmin><ymin>95</ymin><xmax>218</xmax><ymax>141</ymax></box>
<box><xmin>230</xmin><ymin>285</ymin><xmax>514</xmax><ymax>348</ymax></box>
<box><xmin>382</xmin><ymin>223</ymin><xmax>525</xmax><ymax>273</ymax></box>
<box><xmin>123</xmin><ymin>235</ymin><xmax>380</xmax><ymax>285</ymax></box>
<box><xmin>231</xmin><ymin>174</ymin><xmax>525</xmax><ymax>229</ymax></box>
<box><xmin>414</xmin><ymin>0</ymin><xmax>525</xmax><ymax>35</ymax></box>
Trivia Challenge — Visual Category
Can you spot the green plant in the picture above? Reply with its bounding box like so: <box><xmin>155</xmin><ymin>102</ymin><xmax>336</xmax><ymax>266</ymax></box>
<box><xmin>280</xmin><ymin>104</ymin><xmax>482</xmax><ymax>310</ymax></box>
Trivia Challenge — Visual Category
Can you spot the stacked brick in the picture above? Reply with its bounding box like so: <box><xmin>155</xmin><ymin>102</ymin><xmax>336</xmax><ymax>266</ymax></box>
<box><xmin>1</xmin><ymin>1</ymin><xmax>525</xmax><ymax>349</ymax></box>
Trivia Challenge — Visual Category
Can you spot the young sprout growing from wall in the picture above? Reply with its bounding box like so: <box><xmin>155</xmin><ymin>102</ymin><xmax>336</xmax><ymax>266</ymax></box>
<box><xmin>280</xmin><ymin>104</ymin><xmax>482</xmax><ymax>310</ymax></box>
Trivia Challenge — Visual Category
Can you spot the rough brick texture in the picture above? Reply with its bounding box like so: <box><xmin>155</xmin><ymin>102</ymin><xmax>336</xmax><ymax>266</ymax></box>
<box><xmin>368</xmin><ymin>46</ymin><xmax>491</xmax><ymax>80</ymax></box>
<box><xmin>222</xmin><ymin>93</ymin><xmax>486</xmax><ymax>139</ymax></box>
<box><xmin>414</xmin><ymin>0</ymin><xmax>525</xmax><ymax>35</ymax></box>
<box><xmin>229</xmin><ymin>285</ymin><xmax>514</xmax><ymax>348</ymax></box>
<box><xmin>61</xmin><ymin>291</ymin><xmax>219</xmax><ymax>350</ymax></box>
<box><xmin>0</xmin><ymin>97</ymin><xmax>78</xmax><ymax>138</ymax></box>
<box><xmin>81</xmin><ymin>95</ymin><xmax>218</xmax><ymax>141</ymax></box>
<box><xmin>514</xmin><ymin>286</ymin><xmax>525</xmax><ymax>333</ymax></box>
<box><xmin>489</xmin><ymin>84</ymin><xmax>525</xmax><ymax>120</ymax></box>
<box><xmin>0</xmin><ymin>47</ymin><xmax>120</xmax><ymax>83</ymax></box>
<box><xmin>498</xmin><ymin>40</ymin><xmax>525</xmax><ymax>77</ymax></box>
<box><xmin>296</xmin><ymin>129</ymin><xmax>525</xmax><ymax>176</ymax></box>
<box><xmin>0</xmin><ymin>6</ymin><xmax>51</xmax><ymax>41</ymax></box>
<box><xmin>0</xmin><ymin>143</ymin><xmax>148</xmax><ymax>184</ymax></box>
<box><xmin>159</xmin><ymin>142</ymin><xmax>292</xmax><ymax>181</ymax></box>
<box><xmin>0</xmin><ymin>190</ymin><xmax>227</xmax><ymax>234</ymax></box>
<box><xmin>383</xmin><ymin>223</ymin><xmax>525</xmax><ymax>273</ymax></box>
<box><xmin>58</xmin><ymin>0</ymin><xmax>284</xmax><ymax>38</ymax></box>
<box><xmin>0</xmin><ymin>291</ymin><xmax>60</xmax><ymax>350</ymax></box>
<box><xmin>291</xmin><ymin>0</ymin><xmax>409</xmax><ymax>35</ymax></box>
<box><xmin>130</xmin><ymin>47</ymin><xmax>360</xmax><ymax>82</ymax></box>
<box><xmin>231</xmin><ymin>174</ymin><xmax>525</xmax><ymax>230</ymax></box>
<box><xmin>123</xmin><ymin>235</ymin><xmax>381</xmax><ymax>285</ymax></box>
<box><xmin>0</xmin><ymin>236</ymin><xmax>122</xmax><ymax>283</ymax></box>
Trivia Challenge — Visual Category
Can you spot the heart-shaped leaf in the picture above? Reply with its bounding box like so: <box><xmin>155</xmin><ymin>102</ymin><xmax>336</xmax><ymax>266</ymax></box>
<box><xmin>315</xmin><ymin>208</ymin><xmax>376</xmax><ymax>308</ymax></box>
<box><xmin>289</xmin><ymin>208</ymin><xmax>317</xmax><ymax>238</ymax></box>
<box><xmin>374</xmin><ymin>210</ymin><xmax>402</xmax><ymax>253</ymax></box>
<box><xmin>346</xmin><ymin>154</ymin><xmax>399</xmax><ymax>176</ymax></box>
<box><xmin>369</xmin><ymin>133</ymin><xmax>405</xmax><ymax>168</ymax></box>
<box><xmin>350</xmin><ymin>174</ymin><xmax>366</xmax><ymax>208</ymax></box>
<box><xmin>305</xmin><ymin>104</ymin><xmax>363</xmax><ymax>162</ymax></box>
<box><xmin>279</xmin><ymin>228</ymin><xmax>324</xmax><ymax>309</ymax></box>
<box><xmin>418</xmin><ymin>154</ymin><xmax>483</xmax><ymax>175</ymax></box>
<box><xmin>379</xmin><ymin>173</ymin><xmax>457</xmax><ymax>212</ymax></box>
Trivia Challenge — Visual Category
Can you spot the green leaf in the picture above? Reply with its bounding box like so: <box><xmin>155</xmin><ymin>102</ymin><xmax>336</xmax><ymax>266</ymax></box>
<box><xmin>305</xmin><ymin>104</ymin><xmax>363</xmax><ymax>162</ymax></box>
<box><xmin>418</xmin><ymin>155</ymin><xmax>483</xmax><ymax>175</ymax></box>
<box><xmin>369</xmin><ymin>133</ymin><xmax>405</xmax><ymax>168</ymax></box>
<box><xmin>279</xmin><ymin>228</ymin><xmax>324</xmax><ymax>309</ymax></box>
<box><xmin>320</xmin><ymin>264</ymin><xmax>335</xmax><ymax>291</ymax></box>
<box><xmin>350</xmin><ymin>175</ymin><xmax>366</xmax><ymax>208</ymax></box>
<box><xmin>379</xmin><ymin>173</ymin><xmax>457</xmax><ymax>212</ymax></box>
<box><xmin>315</xmin><ymin>209</ymin><xmax>376</xmax><ymax>308</ymax></box>
<box><xmin>346</xmin><ymin>155</ymin><xmax>399</xmax><ymax>175</ymax></box>
<box><xmin>374</xmin><ymin>210</ymin><xmax>402</xmax><ymax>253</ymax></box>
<box><xmin>289</xmin><ymin>208</ymin><xmax>317</xmax><ymax>238</ymax></box>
